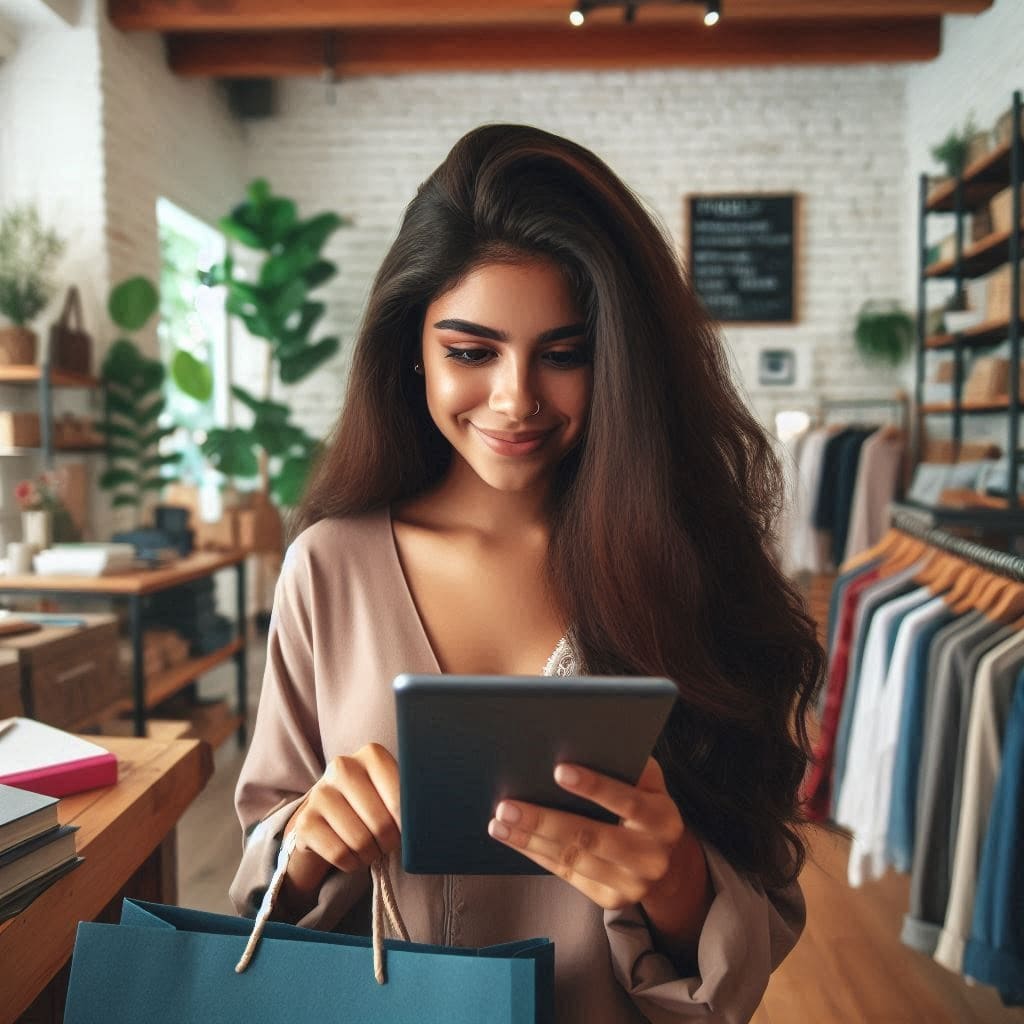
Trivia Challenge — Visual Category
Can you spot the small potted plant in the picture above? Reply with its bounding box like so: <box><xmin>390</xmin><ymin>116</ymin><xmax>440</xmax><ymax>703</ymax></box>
<box><xmin>854</xmin><ymin>301</ymin><xmax>915</xmax><ymax>367</ymax></box>
<box><xmin>0</xmin><ymin>204</ymin><xmax>65</xmax><ymax>366</ymax></box>
<box><xmin>930</xmin><ymin>115</ymin><xmax>978</xmax><ymax>180</ymax></box>
<box><xmin>13</xmin><ymin>470</ymin><xmax>79</xmax><ymax>548</ymax></box>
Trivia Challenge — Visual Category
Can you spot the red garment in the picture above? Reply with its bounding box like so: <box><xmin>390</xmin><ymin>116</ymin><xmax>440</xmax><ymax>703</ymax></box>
<box><xmin>801</xmin><ymin>567</ymin><xmax>882</xmax><ymax>821</ymax></box>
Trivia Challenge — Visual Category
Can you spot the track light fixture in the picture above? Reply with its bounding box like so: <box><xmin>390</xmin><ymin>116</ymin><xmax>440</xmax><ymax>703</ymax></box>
<box><xmin>568</xmin><ymin>1</ymin><xmax>722</xmax><ymax>27</ymax></box>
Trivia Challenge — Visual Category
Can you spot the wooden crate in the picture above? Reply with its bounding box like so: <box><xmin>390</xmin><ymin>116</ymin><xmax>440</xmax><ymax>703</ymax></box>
<box><xmin>0</xmin><ymin>614</ymin><xmax>123</xmax><ymax>729</ymax></box>
<box><xmin>984</xmin><ymin>263</ymin><xmax>1024</xmax><ymax>321</ymax></box>
<box><xmin>0</xmin><ymin>649</ymin><xmax>22</xmax><ymax>718</ymax></box>
<box><xmin>989</xmin><ymin>185</ymin><xmax>1024</xmax><ymax>235</ymax></box>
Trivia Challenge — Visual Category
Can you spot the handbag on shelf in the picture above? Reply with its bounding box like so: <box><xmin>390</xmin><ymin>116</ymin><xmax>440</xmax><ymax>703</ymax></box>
<box><xmin>64</xmin><ymin>840</ymin><xmax>554</xmax><ymax>1024</ymax></box>
<box><xmin>48</xmin><ymin>286</ymin><xmax>93</xmax><ymax>376</ymax></box>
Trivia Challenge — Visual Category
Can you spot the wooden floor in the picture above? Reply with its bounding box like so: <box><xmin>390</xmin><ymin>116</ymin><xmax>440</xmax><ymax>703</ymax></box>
<box><xmin>178</xmin><ymin>647</ymin><xmax>1023</xmax><ymax>1024</ymax></box>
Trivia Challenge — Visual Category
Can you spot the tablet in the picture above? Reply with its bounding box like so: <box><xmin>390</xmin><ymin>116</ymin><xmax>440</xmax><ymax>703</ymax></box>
<box><xmin>394</xmin><ymin>673</ymin><xmax>677</xmax><ymax>875</ymax></box>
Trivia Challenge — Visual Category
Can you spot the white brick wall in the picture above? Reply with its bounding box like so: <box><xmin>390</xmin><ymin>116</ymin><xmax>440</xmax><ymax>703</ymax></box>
<box><xmin>240</xmin><ymin>67</ymin><xmax>911</xmax><ymax>440</ymax></box>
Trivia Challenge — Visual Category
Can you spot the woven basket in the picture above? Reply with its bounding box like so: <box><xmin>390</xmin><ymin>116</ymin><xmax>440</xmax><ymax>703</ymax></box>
<box><xmin>0</xmin><ymin>326</ymin><xmax>37</xmax><ymax>365</ymax></box>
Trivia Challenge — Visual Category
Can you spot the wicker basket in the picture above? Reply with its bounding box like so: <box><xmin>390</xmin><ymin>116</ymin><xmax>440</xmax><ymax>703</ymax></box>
<box><xmin>0</xmin><ymin>326</ymin><xmax>37</xmax><ymax>365</ymax></box>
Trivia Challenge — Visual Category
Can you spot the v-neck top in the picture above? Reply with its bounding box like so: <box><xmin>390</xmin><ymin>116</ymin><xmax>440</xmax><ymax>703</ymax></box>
<box><xmin>230</xmin><ymin>509</ymin><xmax>805</xmax><ymax>1023</ymax></box>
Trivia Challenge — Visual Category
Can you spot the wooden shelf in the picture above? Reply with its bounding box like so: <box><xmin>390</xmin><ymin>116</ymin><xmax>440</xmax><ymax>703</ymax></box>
<box><xmin>925</xmin><ymin>140</ymin><xmax>1016</xmax><ymax>213</ymax></box>
<box><xmin>925</xmin><ymin>317</ymin><xmax>1014</xmax><ymax>349</ymax></box>
<box><xmin>69</xmin><ymin>637</ymin><xmax>244</xmax><ymax>731</ymax></box>
<box><xmin>0</xmin><ymin>365</ymin><xmax>99</xmax><ymax>388</ymax></box>
<box><xmin>919</xmin><ymin>399</ymin><xmax>1017</xmax><ymax>414</ymax></box>
<box><xmin>925</xmin><ymin>222</ymin><xmax>1024</xmax><ymax>279</ymax></box>
<box><xmin>0</xmin><ymin>444</ymin><xmax>105</xmax><ymax>457</ymax></box>
<box><xmin>93</xmin><ymin>704</ymin><xmax>242</xmax><ymax>750</ymax></box>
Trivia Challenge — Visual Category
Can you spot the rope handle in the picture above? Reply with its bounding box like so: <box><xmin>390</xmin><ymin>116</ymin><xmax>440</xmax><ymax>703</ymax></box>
<box><xmin>55</xmin><ymin>286</ymin><xmax>84</xmax><ymax>331</ymax></box>
<box><xmin>235</xmin><ymin>831</ymin><xmax>410</xmax><ymax>984</ymax></box>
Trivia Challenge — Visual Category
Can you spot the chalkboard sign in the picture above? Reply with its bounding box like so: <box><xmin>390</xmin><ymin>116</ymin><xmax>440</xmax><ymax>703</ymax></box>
<box><xmin>686</xmin><ymin>194</ymin><xmax>798</xmax><ymax>323</ymax></box>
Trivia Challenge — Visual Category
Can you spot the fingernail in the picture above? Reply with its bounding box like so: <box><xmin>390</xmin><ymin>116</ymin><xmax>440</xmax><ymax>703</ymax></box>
<box><xmin>489</xmin><ymin>819</ymin><xmax>511</xmax><ymax>840</ymax></box>
<box><xmin>496</xmin><ymin>802</ymin><xmax>521</xmax><ymax>824</ymax></box>
<box><xmin>555</xmin><ymin>765</ymin><xmax>580</xmax><ymax>787</ymax></box>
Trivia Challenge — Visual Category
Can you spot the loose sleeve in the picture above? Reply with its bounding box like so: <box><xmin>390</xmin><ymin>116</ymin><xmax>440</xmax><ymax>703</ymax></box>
<box><xmin>603</xmin><ymin>841</ymin><xmax>805</xmax><ymax>1023</ymax></box>
<box><xmin>228</xmin><ymin>537</ymin><xmax>369</xmax><ymax>929</ymax></box>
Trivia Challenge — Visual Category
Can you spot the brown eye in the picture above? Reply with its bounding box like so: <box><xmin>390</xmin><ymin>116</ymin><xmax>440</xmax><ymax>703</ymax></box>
<box><xmin>444</xmin><ymin>347</ymin><xmax>494</xmax><ymax>365</ymax></box>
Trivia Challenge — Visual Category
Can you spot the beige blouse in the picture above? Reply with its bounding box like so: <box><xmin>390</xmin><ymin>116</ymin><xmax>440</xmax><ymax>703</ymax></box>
<box><xmin>229</xmin><ymin>509</ymin><xmax>805</xmax><ymax>1024</ymax></box>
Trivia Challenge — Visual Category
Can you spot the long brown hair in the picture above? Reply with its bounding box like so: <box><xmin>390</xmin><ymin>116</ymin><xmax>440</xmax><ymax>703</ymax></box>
<box><xmin>297</xmin><ymin>124</ymin><xmax>824</xmax><ymax>890</ymax></box>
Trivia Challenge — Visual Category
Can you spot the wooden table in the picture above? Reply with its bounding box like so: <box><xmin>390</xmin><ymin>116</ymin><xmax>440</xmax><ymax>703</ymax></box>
<box><xmin>0</xmin><ymin>734</ymin><xmax>213</xmax><ymax>1024</ymax></box>
<box><xmin>0</xmin><ymin>551</ymin><xmax>248</xmax><ymax>744</ymax></box>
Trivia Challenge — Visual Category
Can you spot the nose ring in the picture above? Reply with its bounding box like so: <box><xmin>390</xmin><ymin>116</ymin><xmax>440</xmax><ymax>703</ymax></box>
<box><xmin>527</xmin><ymin>400</ymin><xmax>541</xmax><ymax>418</ymax></box>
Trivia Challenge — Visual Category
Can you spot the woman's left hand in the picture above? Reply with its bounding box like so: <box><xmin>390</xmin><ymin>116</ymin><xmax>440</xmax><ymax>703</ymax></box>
<box><xmin>487</xmin><ymin>757</ymin><xmax>710</xmax><ymax>941</ymax></box>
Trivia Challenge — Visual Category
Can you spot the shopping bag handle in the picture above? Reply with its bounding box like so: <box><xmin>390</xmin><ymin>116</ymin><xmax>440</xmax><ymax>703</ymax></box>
<box><xmin>235</xmin><ymin>830</ymin><xmax>411</xmax><ymax>984</ymax></box>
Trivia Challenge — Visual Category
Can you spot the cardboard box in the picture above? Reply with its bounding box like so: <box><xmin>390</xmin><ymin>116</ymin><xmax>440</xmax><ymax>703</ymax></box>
<box><xmin>964</xmin><ymin>356</ymin><xmax>1024</xmax><ymax>404</ymax></box>
<box><xmin>0</xmin><ymin>649</ymin><xmax>22</xmax><ymax>718</ymax></box>
<box><xmin>984</xmin><ymin>263</ymin><xmax>1024</xmax><ymax>321</ymax></box>
<box><xmin>0</xmin><ymin>613</ymin><xmax>123</xmax><ymax>729</ymax></box>
<box><xmin>989</xmin><ymin>185</ymin><xmax>1024</xmax><ymax>236</ymax></box>
<box><xmin>0</xmin><ymin>411</ymin><xmax>41</xmax><ymax>448</ymax></box>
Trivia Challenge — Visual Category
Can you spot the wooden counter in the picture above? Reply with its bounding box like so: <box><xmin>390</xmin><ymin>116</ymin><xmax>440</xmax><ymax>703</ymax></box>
<box><xmin>0</xmin><ymin>734</ymin><xmax>213</xmax><ymax>1024</ymax></box>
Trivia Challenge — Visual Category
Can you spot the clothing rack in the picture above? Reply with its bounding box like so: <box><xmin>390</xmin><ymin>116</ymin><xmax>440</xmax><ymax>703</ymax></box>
<box><xmin>818</xmin><ymin>394</ymin><xmax>909</xmax><ymax>431</ymax></box>
<box><xmin>890</xmin><ymin>504</ymin><xmax>1024</xmax><ymax>582</ymax></box>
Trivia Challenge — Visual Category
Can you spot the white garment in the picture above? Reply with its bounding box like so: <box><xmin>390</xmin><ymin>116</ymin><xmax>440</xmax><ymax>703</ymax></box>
<box><xmin>934</xmin><ymin>629</ymin><xmax>1024</xmax><ymax>973</ymax></box>
<box><xmin>775</xmin><ymin>430</ymin><xmax>807</xmax><ymax>575</ymax></box>
<box><xmin>836</xmin><ymin>586</ymin><xmax>934</xmax><ymax>886</ymax></box>
<box><xmin>785</xmin><ymin>428</ymin><xmax>831</xmax><ymax>574</ymax></box>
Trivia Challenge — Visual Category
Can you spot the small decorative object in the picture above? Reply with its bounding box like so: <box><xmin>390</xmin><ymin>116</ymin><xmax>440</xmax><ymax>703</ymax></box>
<box><xmin>13</xmin><ymin>470</ymin><xmax>79</xmax><ymax>544</ymax></box>
<box><xmin>758</xmin><ymin>348</ymin><xmax>796</xmax><ymax>387</ymax></box>
<box><xmin>48</xmin><ymin>285</ymin><xmax>93</xmax><ymax>375</ymax></box>
<box><xmin>0</xmin><ymin>204</ymin><xmax>65</xmax><ymax>365</ymax></box>
<box><xmin>854</xmin><ymin>301</ymin><xmax>915</xmax><ymax>367</ymax></box>
<box><xmin>930</xmin><ymin>115</ymin><xmax>979</xmax><ymax>179</ymax></box>
<box><xmin>98</xmin><ymin>276</ymin><xmax>182</xmax><ymax>525</ymax></box>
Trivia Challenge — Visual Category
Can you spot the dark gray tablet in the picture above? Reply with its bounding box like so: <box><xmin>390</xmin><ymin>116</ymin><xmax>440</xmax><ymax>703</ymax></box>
<box><xmin>394</xmin><ymin>673</ymin><xmax>677</xmax><ymax>875</ymax></box>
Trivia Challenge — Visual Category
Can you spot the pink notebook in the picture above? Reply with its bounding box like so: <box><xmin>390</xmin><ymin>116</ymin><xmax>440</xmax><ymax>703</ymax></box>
<box><xmin>0</xmin><ymin>718</ymin><xmax>118</xmax><ymax>797</ymax></box>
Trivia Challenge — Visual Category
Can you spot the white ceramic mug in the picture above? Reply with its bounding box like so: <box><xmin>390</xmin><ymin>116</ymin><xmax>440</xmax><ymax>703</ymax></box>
<box><xmin>6</xmin><ymin>541</ymin><xmax>35</xmax><ymax>575</ymax></box>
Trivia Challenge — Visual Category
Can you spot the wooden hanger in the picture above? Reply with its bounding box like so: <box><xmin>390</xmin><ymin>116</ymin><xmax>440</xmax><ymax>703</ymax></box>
<box><xmin>982</xmin><ymin>578</ymin><xmax>1024</xmax><ymax>623</ymax></box>
<box><xmin>954</xmin><ymin>572</ymin><xmax>1014</xmax><ymax>616</ymax></box>
<box><xmin>879</xmin><ymin>534</ymin><xmax>929</xmax><ymax>578</ymax></box>
<box><xmin>943</xmin><ymin>563</ymin><xmax>991</xmax><ymax>612</ymax></box>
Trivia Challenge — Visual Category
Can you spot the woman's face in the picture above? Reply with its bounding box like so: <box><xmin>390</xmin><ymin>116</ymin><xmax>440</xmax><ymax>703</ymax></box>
<box><xmin>420</xmin><ymin>258</ymin><xmax>592</xmax><ymax>493</ymax></box>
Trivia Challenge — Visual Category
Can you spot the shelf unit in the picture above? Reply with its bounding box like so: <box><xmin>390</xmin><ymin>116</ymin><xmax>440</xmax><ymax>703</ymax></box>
<box><xmin>914</xmin><ymin>89</ymin><xmax>1023</xmax><ymax>529</ymax></box>
<box><xmin>0</xmin><ymin>362</ymin><xmax>102</xmax><ymax>466</ymax></box>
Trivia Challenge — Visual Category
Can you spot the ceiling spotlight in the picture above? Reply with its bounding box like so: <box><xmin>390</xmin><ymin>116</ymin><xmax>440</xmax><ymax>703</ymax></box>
<box><xmin>569</xmin><ymin>7</ymin><xmax>586</xmax><ymax>25</ymax></box>
<box><xmin>703</xmin><ymin>1</ymin><xmax>720</xmax><ymax>26</ymax></box>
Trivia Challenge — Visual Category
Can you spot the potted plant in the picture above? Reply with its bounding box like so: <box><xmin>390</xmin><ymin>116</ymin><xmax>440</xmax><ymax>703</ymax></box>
<box><xmin>98</xmin><ymin>276</ymin><xmax>182</xmax><ymax>526</ymax></box>
<box><xmin>930</xmin><ymin>115</ymin><xmax>978</xmax><ymax>180</ymax></box>
<box><xmin>0</xmin><ymin>205</ymin><xmax>65</xmax><ymax>366</ymax></box>
<box><xmin>854</xmin><ymin>301</ymin><xmax>915</xmax><ymax>367</ymax></box>
<box><xmin>172</xmin><ymin>178</ymin><xmax>349</xmax><ymax>549</ymax></box>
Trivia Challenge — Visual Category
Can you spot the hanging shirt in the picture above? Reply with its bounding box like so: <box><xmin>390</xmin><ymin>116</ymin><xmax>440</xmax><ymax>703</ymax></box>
<box><xmin>830</xmin><ymin>428</ymin><xmax>876</xmax><ymax>570</ymax></box>
<box><xmin>962</xmin><ymin>668</ymin><xmax>1024</xmax><ymax>1006</ymax></box>
<box><xmin>902</xmin><ymin>615</ymin><xmax>1011</xmax><ymax>955</ymax></box>
<box><xmin>787</xmin><ymin>428</ymin><xmax>832</xmax><ymax>574</ymax></box>
<box><xmin>935</xmin><ymin>630</ymin><xmax>1024</xmax><ymax>974</ymax></box>
<box><xmin>843</xmin><ymin>431</ymin><xmax>906</xmax><ymax>564</ymax></box>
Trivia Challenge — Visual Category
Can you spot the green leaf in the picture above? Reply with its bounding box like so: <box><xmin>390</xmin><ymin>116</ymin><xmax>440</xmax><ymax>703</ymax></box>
<box><xmin>279</xmin><ymin>336</ymin><xmax>339</xmax><ymax>384</ymax></box>
<box><xmin>112</xmin><ymin>493</ymin><xmax>139</xmax><ymax>508</ymax></box>
<box><xmin>100</xmin><ymin>467</ymin><xmax>137</xmax><ymax>489</ymax></box>
<box><xmin>98</xmin><ymin>422</ymin><xmax>139</xmax><ymax>442</ymax></box>
<box><xmin>302</xmin><ymin>259</ymin><xmax>336</xmax><ymax>290</ymax></box>
<box><xmin>283</xmin><ymin>212</ymin><xmax>344</xmax><ymax>254</ymax></box>
<box><xmin>201</xmin><ymin>427</ymin><xmax>259</xmax><ymax>479</ymax></box>
<box><xmin>260</xmin><ymin>245</ymin><xmax>316</xmax><ymax>290</ymax></box>
<box><xmin>219</xmin><ymin>209</ymin><xmax>264</xmax><ymax>250</ymax></box>
<box><xmin>272</xmin><ymin>453</ymin><xmax>313</xmax><ymax>507</ymax></box>
<box><xmin>263</xmin><ymin>198</ymin><xmax>298</xmax><ymax>244</ymax></box>
<box><xmin>104</xmin><ymin>391</ymin><xmax>136</xmax><ymax>420</ymax></box>
<box><xmin>137</xmin><ymin>397</ymin><xmax>166</xmax><ymax>427</ymax></box>
<box><xmin>106</xmin><ymin>442</ymin><xmax>138</xmax><ymax>460</ymax></box>
<box><xmin>101</xmin><ymin>339</ymin><xmax>143</xmax><ymax>387</ymax></box>
<box><xmin>171</xmin><ymin>349</ymin><xmax>214</xmax><ymax>402</ymax></box>
<box><xmin>269</xmin><ymin>277</ymin><xmax>307</xmax><ymax>324</ymax></box>
<box><xmin>141</xmin><ymin>425</ymin><xmax>177</xmax><ymax>450</ymax></box>
<box><xmin>279</xmin><ymin>301</ymin><xmax>325</xmax><ymax>346</ymax></box>
<box><xmin>251</xmin><ymin>420</ymin><xmax>311</xmax><ymax>456</ymax></box>
<box><xmin>198</xmin><ymin>263</ymin><xmax>230</xmax><ymax>288</ymax></box>
<box><xmin>232</xmin><ymin>385</ymin><xmax>289</xmax><ymax>422</ymax></box>
<box><xmin>247</xmin><ymin>179</ymin><xmax>271</xmax><ymax>206</ymax></box>
<box><xmin>109</xmin><ymin>277</ymin><xmax>159</xmax><ymax>331</ymax></box>
<box><xmin>141</xmin><ymin>477</ymin><xmax>168</xmax><ymax>492</ymax></box>
<box><xmin>142</xmin><ymin>452</ymin><xmax>181</xmax><ymax>471</ymax></box>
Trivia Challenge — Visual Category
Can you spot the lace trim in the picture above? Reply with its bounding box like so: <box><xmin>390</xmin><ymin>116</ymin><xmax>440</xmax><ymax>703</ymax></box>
<box><xmin>543</xmin><ymin>634</ymin><xmax>581</xmax><ymax>676</ymax></box>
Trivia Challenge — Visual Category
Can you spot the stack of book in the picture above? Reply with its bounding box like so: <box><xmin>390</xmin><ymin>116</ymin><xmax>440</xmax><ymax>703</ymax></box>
<box><xmin>33</xmin><ymin>543</ymin><xmax>137</xmax><ymax>577</ymax></box>
<box><xmin>0</xmin><ymin>784</ymin><xmax>82</xmax><ymax>922</ymax></box>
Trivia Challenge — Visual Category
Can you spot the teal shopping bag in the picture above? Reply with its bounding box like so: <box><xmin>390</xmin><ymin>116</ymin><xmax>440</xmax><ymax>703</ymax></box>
<box><xmin>64</xmin><ymin>856</ymin><xmax>553</xmax><ymax>1024</ymax></box>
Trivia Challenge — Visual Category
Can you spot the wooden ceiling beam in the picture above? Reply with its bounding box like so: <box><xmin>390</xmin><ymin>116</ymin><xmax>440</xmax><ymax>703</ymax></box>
<box><xmin>166</xmin><ymin>19</ymin><xmax>942</xmax><ymax>78</ymax></box>
<box><xmin>114</xmin><ymin>0</ymin><xmax>989</xmax><ymax>34</ymax></box>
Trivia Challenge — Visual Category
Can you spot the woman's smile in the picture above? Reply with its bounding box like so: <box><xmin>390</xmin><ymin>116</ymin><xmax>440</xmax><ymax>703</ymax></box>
<box><xmin>471</xmin><ymin>424</ymin><xmax>555</xmax><ymax>457</ymax></box>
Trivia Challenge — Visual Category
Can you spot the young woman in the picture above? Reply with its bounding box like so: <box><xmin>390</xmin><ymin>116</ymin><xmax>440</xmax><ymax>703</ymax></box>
<box><xmin>230</xmin><ymin>124</ymin><xmax>823</xmax><ymax>1023</ymax></box>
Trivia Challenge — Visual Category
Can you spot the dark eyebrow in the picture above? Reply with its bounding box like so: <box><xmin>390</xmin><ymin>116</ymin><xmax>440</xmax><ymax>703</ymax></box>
<box><xmin>432</xmin><ymin>318</ymin><xmax>586</xmax><ymax>344</ymax></box>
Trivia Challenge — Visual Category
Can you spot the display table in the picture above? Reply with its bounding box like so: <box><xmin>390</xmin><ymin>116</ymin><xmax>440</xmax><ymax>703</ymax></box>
<box><xmin>0</xmin><ymin>551</ymin><xmax>248</xmax><ymax>744</ymax></box>
<box><xmin>0</xmin><ymin>733</ymin><xmax>213</xmax><ymax>1024</ymax></box>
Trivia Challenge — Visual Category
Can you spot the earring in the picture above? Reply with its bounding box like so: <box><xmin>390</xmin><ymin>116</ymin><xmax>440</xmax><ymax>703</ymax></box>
<box><xmin>413</xmin><ymin>362</ymin><xmax>423</xmax><ymax>375</ymax></box>
<box><xmin>527</xmin><ymin>400</ymin><xmax>541</xmax><ymax>418</ymax></box>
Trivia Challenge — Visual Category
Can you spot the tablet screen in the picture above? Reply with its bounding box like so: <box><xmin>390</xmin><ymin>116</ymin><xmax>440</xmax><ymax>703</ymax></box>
<box><xmin>394</xmin><ymin>674</ymin><xmax>677</xmax><ymax>875</ymax></box>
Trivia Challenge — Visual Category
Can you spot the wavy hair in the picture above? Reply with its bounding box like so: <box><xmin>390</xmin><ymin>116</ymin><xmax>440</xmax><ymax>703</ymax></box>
<box><xmin>296</xmin><ymin>124</ymin><xmax>824</xmax><ymax>890</ymax></box>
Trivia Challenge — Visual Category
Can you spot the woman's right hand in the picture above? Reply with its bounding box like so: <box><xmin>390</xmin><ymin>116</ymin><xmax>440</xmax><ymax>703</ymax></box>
<box><xmin>282</xmin><ymin>743</ymin><xmax>402</xmax><ymax>905</ymax></box>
